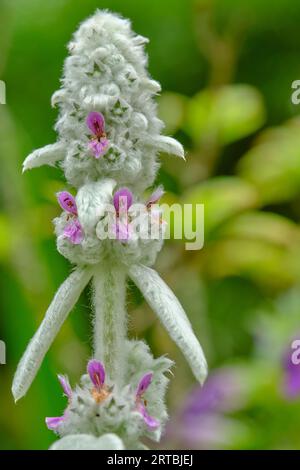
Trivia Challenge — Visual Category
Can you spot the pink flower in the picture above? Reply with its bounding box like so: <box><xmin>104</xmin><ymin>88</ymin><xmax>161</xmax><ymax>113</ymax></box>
<box><xmin>113</xmin><ymin>188</ymin><xmax>134</xmax><ymax>242</ymax></box>
<box><xmin>135</xmin><ymin>373</ymin><xmax>159</xmax><ymax>429</ymax></box>
<box><xmin>114</xmin><ymin>220</ymin><xmax>133</xmax><ymax>241</ymax></box>
<box><xmin>146</xmin><ymin>185</ymin><xmax>164</xmax><ymax>208</ymax></box>
<box><xmin>63</xmin><ymin>219</ymin><xmax>84</xmax><ymax>245</ymax></box>
<box><xmin>57</xmin><ymin>191</ymin><xmax>84</xmax><ymax>245</ymax></box>
<box><xmin>113</xmin><ymin>188</ymin><xmax>133</xmax><ymax>214</ymax></box>
<box><xmin>57</xmin><ymin>374</ymin><xmax>72</xmax><ymax>399</ymax></box>
<box><xmin>45</xmin><ymin>416</ymin><xmax>65</xmax><ymax>430</ymax></box>
<box><xmin>57</xmin><ymin>191</ymin><xmax>78</xmax><ymax>215</ymax></box>
<box><xmin>87</xmin><ymin>360</ymin><xmax>110</xmax><ymax>404</ymax></box>
<box><xmin>87</xmin><ymin>363</ymin><xmax>160</xmax><ymax>429</ymax></box>
<box><xmin>86</xmin><ymin>111</ymin><xmax>109</xmax><ymax>158</ymax></box>
<box><xmin>88</xmin><ymin>138</ymin><xmax>109</xmax><ymax>158</ymax></box>
<box><xmin>145</xmin><ymin>186</ymin><xmax>166</xmax><ymax>234</ymax></box>
<box><xmin>87</xmin><ymin>360</ymin><xmax>106</xmax><ymax>390</ymax></box>
<box><xmin>46</xmin><ymin>375</ymin><xmax>72</xmax><ymax>432</ymax></box>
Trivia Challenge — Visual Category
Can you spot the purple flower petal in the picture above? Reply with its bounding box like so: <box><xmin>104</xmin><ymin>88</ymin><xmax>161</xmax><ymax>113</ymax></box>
<box><xmin>87</xmin><ymin>360</ymin><xmax>105</xmax><ymax>390</ymax></box>
<box><xmin>136</xmin><ymin>372</ymin><xmax>153</xmax><ymax>398</ymax></box>
<box><xmin>285</xmin><ymin>369</ymin><xmax>300</xmax><ymax>398</ymax></box>
<box><xmin>57</xmin><ymin>374</ymin><xmax>72</xmax><ymax>399</ymax></box>
<box><xmin>86</xmin><ymin>111</ymin><xmax>105</xmax><ymax>136</ymax></box>
<box><xmin>63</xmin><ymin>219</ymin><xmax>84</xmax><ymax>245</ymax></box>
<box><xmin>113</xmin><ymin>188</ymin><xmax>133</xmax><ymax>213</ymax></box>
<box><xmin>137</xmin><ymin>402</ymin><xmax>159</xmax><ymax>429</ymax></box>
<box><xmin>88</xmin><ymin>138</ymin><xmax>109</xmax><ymax>158</ymax></box>
<box><xmin>146</xmin><ymin>186</ymin><xmax>164</xmax><ymax>207</ymax></box>
<box><xmin>114</xmin><ymin>221</ymin><xmax>132</xmax><ymax>242</ymax></box>
<box><xmin>283</xmin><ymin>347</ymin><xmax>300</xmax><ymax>399</ymax></box>
<box><xmin>57</xmin><ymin>191</ymin><xmax>77</xmax><ymax>215</ymax></box>
<box><xmin>45</xmin><ymin>416</ymin><xmax>65</xmax><ymax>431</ymax></box>
<box><xmin>182</xmin><ymin>370</ymin><xmax>243</xmax><ymax>417</ymax></box>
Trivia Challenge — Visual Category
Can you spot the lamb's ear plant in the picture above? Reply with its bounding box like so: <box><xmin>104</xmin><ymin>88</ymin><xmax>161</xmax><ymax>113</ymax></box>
<box><xmin>13</xmin><ymin>10</ymin><xmax>207</xmax><ymax>450</ymax></box>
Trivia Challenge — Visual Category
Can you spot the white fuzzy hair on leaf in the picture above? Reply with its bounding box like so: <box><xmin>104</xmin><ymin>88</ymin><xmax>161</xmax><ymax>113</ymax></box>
<box><xmin>12</xmin><ymin>267</ymin><xmax>93</xmax><ymax>401</ymax></box>
<box><xmin>129</xmin><ymin>264</ymin><xmax>208</xmax><ymax>384</ymax></box>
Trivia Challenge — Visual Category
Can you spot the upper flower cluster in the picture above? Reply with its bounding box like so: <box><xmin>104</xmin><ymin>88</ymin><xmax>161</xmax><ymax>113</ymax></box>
<box><xmin>54</xmin><ymin>178</ymin><xmax>165</xmax><ymax>267</ymax></box>
<box><xmin>23</xmin><ymin>10</ymin><xmax>184</xmax><ymax>193</ymax></box>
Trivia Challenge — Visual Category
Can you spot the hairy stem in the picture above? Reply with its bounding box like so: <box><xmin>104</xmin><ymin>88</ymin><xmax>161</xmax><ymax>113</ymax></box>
<box><xmin>92</xmin><ymin>263</ymin><xmax>127</xmax><ymax>386</ymax></box>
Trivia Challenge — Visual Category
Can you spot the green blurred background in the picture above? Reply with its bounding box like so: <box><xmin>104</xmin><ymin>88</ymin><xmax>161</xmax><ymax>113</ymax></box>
<box><xmin>1</xmin><ymin>0</ymin><xmax>300</xmax><ymax>449</ymax></box>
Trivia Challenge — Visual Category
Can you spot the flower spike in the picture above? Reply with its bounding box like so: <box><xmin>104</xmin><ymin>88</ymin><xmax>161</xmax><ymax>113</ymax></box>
<box><xmin>16</xmin><ymin>9</ymin><xmax>207</xmax><ymax>451</ymax></box>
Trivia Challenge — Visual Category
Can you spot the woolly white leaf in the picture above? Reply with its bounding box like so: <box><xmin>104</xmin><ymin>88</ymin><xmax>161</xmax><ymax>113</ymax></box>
<box><xmin>22</xmin><ymin>142</ymin><xmax>66</xmax><ymax>172</ymax></box>
<box><xmin>132</xmin><ymin>35</ymin><xmax>149</xmax><ymax>46</ymax></box>
<box><xmin>141</xmin><ymin>79</ymin><xmax>161</xmax><ymax>93</ymax></box>
<box><xmin>76</xmin><ymin>179</ymin><xmax>116</xmax><ymax>233</ymax></box>
<box><xmin>51</xmin><ymin>90</ymin><xmax>67</xmax><ymax>108</ymax></box>
<box><xmin>147</xmin><ymin>136</ymin><xmax>185</xmax><ymax>159</ymax></box>
<box><xmin>12</xmin><ymin>266</ymin><xmax>93</xmax><ymax>401</ymax></box>
<box><xmin>83</xmin><ymin>94</ymin><xmax>118</xmax><ymax>110</ymax></box>
<box><xmin>50</xmin><ymin>433</ymin><xmax>125</xmax><ymax>450</ymax></box>
<box><xmin>129</xmin><ymin>264</ymin><xmax>207</xmax><ymax>384</ymax></box>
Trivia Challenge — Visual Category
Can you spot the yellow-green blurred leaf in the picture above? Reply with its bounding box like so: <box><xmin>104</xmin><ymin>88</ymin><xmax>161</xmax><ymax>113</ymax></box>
<box><xmin>185</xmin><ymin>84</ymin><xmax>266</xmax><ymax>145</ymax></box>
<box><xmin>158</xmin><ymin>92</ymin><xmax>187</xmax><ymax>135</ymax></box>
<box><xmin>238</xmin><ymin>118</ymin><xmax>300</xmax><ymax>204</ymax></box>
<box><xmin>218</xmin><ymin>211</ymin><xmax>300</xmax><ymax>248</ymax></box>
<box><xmin>182</xmin><ymin>177</ymin><xmax>258</xmax><ymax>235</ymax></box>
<box><xmin>0</xmin><ymin>213</ymin><xmax>11</xmax><ymax>260</ymax></box>
<box><xmin>203</xmin><ymin>238</ymin><xmax>300</xmax><ymax>289</ymax></box>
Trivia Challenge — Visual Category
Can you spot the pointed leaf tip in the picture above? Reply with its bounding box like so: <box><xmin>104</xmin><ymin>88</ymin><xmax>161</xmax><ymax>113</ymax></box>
<box><xmin>129</xmin><ymin>264</ymin><xmax>208</xmax><ymax>384</ymax></box>
<box><xmin>146</xmin><ymin>136</ymin><xmax>185</xmax><ymax>159</ymax></box>
<box><xmin>22</xmin><ymin>142</ymin><xmax>65</xmax><ymax>171</ymax></box>
<box><xmin>12</xmin><ymin>267</ymin><xmax>93</xmax><ymax>399</ymax></box>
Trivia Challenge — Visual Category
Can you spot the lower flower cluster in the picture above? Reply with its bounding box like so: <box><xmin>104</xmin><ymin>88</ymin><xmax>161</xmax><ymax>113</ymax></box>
<box><xmin>47</xmin><ymin>340</ymin><xmax>173</xmax><ymax>450</ymax></box>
